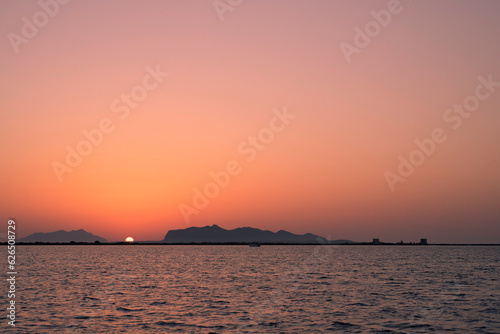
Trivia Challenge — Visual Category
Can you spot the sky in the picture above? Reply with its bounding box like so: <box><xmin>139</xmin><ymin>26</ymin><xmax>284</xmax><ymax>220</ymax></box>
<box><xmin>1</xmin><ymin>0</ymin><xmax>499</xmax><ymax>243</ymax></box>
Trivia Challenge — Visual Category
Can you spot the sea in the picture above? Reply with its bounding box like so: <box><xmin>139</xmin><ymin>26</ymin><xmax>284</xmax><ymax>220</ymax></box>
<box><xmin>5</xmin><ymin>245</ymin><xmax>500</xmax><ymax>333</ymax></box>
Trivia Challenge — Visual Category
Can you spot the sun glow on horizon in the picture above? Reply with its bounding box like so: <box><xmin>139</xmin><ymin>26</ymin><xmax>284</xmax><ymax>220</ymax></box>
<box><xmin>125</xmin><ymin>237</ymin><xmax>134</xmax><ymax>242</ymax></box>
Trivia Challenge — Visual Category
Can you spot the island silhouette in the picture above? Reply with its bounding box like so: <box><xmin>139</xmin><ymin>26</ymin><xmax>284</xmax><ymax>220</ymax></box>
<box><xmin>18</xmin><ymin>229</ymin><xmax>107</xmax><ymax>243</ymax></box>
<box><xmin>163</xmin><ymin>224</ymin><xmax>339</xmax><ymax>244</ymax></box>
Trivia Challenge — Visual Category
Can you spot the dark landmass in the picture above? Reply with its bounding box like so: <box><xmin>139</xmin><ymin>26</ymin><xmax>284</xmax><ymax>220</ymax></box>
<box><xmin>163</xmin><ymin>224</ymin><xmax>353</xmax><ymax>244</ymax></box>
<box><xmin>18</xmin><ymin>229</ymin><xmax>107</xmax><ymax>243</ymax></box>
<box><xmin>10</xmin><ymin>226</ymin><xmax>498</xmax><ymax>246</ymax></box>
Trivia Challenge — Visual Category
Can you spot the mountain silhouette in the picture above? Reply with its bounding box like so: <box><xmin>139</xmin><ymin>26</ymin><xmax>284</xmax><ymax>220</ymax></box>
<box><xmin>163</xmin><ymin>225</ymin><xmax>348</xmax><ymax>244</ymax></box>
<box><xmin>19</xmin><ymin>229</ymin><xmax>107</xmax><ymax>243</ymax></box>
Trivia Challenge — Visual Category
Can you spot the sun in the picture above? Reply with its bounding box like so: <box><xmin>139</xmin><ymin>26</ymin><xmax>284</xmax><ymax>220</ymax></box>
<box><xmin>125</xmin><ymin>237</ymin><xmax>134</xmax><ymax>242</ymax></box>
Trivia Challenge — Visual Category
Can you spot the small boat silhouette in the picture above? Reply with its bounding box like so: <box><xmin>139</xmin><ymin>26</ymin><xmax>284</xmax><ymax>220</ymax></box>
<box><xmin>249</xmin><ymin>242</ymin><xmax>261</xmax><ymax>247</ymax></box>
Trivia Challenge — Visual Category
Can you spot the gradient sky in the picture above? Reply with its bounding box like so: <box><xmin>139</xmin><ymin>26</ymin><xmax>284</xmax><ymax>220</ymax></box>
<box><xmin>1</xmin><ymin>0</ymin><xmax>499</xmax><ymax>243</ymax></box>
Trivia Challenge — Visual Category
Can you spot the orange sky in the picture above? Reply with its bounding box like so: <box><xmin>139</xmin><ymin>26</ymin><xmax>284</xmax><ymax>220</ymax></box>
<box><xmin>1</xmin><ymin>0</ymin><xmax>499</xmax><ymax>243</ymax></box>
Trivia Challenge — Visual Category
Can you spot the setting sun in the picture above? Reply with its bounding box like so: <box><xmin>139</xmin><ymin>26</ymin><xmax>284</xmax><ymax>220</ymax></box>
<box><xmin>125</xmin><ymin>237</ymin><xmax>134</xmax><ymax>242</ymax></box>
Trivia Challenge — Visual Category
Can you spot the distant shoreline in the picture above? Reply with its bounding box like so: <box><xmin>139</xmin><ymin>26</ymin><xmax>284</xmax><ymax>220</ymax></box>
<box><xmin>2</xmin><ymin>242</ymin><xmax>500</xmax><ymax>246</ymax></box>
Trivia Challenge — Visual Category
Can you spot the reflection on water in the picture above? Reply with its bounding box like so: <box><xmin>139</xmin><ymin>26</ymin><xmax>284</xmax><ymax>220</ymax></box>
<box><xmin>11</xmin><ymin>245</ymin><xmax>500</xmax><ymax>333</ymax></box>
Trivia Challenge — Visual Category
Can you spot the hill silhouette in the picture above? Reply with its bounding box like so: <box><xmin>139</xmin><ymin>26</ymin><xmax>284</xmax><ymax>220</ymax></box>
<box><xmin>19</xmin><ymin>229</ymin><xmax>107</xmax><ymax>243</ymax></box>
<box><xmin>163</xmin><ymin>224</ymin><xmax>349</xmax><ymax>244</ymax></box>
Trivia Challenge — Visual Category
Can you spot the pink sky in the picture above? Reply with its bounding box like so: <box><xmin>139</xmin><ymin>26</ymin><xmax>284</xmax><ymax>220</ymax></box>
<box><xmin>1</xmin><ymin>0</ymin><xmax>499</xmax><ymax>243</ymax></box>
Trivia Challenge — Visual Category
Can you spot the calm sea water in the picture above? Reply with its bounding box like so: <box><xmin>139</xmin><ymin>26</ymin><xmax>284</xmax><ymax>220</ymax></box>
<box><xmin>5</xmin><ymin>245</ymin><xmax>500</xmax><ymax>333</ymax></box>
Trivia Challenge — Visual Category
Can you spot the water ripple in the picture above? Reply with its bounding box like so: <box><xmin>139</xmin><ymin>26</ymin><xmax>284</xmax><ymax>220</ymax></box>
<box><xmin>14</xmin><ymin>245</ymin><xmax>500</xmax><ymax>333</ymax></box>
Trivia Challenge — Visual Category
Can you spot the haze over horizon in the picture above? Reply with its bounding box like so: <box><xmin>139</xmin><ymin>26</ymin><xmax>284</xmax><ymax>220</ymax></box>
<box><xmin>1</xmin><ymin>0</ymin><xmax>499</xmax><ymax>244</ymax></box>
